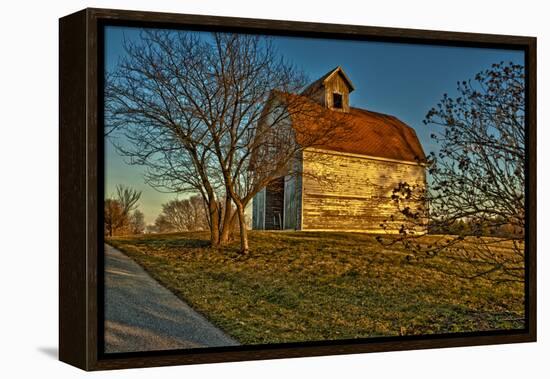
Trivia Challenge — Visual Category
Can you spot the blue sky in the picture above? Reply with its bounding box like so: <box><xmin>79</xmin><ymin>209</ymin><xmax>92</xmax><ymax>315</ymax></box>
<box><xmin>104</xmin><ymin>26</ymin><xmax>524</xmax><ymax>224</ymax></box>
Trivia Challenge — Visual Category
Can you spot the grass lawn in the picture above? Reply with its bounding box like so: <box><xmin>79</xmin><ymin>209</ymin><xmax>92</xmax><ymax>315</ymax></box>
<box><xmin>107</xmin><ymin>231</ymin><xmax>525</xmax><ymax>345</ymax></box>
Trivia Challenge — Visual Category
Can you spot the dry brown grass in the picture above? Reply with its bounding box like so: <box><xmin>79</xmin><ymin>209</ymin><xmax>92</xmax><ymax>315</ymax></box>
<box><xmin>108</xmin><ymin>231</ymin><xmax>525</xmax><ymax>345</ymax></box>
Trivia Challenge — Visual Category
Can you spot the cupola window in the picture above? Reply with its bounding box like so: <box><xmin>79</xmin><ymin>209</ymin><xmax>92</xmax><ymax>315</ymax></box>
<box><xmin>333</xmin><ymin>93</ymin><xmax>343</xmax><ymax>109</ymax></box>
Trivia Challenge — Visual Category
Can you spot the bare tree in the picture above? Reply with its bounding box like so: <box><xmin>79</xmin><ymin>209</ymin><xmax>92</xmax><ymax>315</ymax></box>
<box><xmin>378</xmin><ymin>62</ymin><xmax>525</xmax><ymax>282</ymax></box>
<box><xmin>105</xmin><ymin>30</ymin><xmax>347</xmax><ymax>252</ymax></box>
<box><xmin>129</xmin><ymin>209</ymin><xmax>146</xmax><ymax>235</ymax></box>
<box><xmin>104</xmin><ymin>199</ymin><xmax>125</xmax><ymax>237</ymax></box>
<box><xmin>116</xmin><ymin>185</ymin><xmax>142</xmax><ymax>216</ymax></box>
<box><xmin>104</xmin><ymin>185</ymin><xmax>143</xmax><ymax>236</ymax></box>
<box><xmin>155</xmin><ymin>196</ymin><xmax>209</xmax><ymax>232</ymax></box>
<box><xmin>153</xmin><ymin>214</ymin><xmax>173</xmax><ymax>233</ymax></box>
<box><xmin>105</xmin><ymin>31</ymin><xmax>257</xmax><ymax>246</ymax></box>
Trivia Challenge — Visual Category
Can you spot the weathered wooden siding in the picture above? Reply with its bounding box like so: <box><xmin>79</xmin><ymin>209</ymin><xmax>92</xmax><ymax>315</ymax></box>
<box><xmin>283</xmin><ymin>153</ymin><xmax>303</xmax><ymax>230</ymax></box>
<box><xmin>304</xmin><ymin>71</ymin><xmax>351</xmax><ymax>112</ymax></box>
<box><xmin>301</xmin><ymin>149</ymin><xmax>426</xmax><ymax>233</ymax></box>
<box><xmin>296</xmin><ymin>169</ymin><xmax>303</xmax><ymax>230</ymax></box>
<box><xmin>305</xmin><ymin>85</ymin><xmax>326</xmax><ymax>107</ymax></box>
<box><xmin>324</xmin><ymin>74</ymin><xmax>350</xmax><ymax>112</ymax></box>
<box><xmin>283</xmin><ymin>176</ymin><xmax>296</xmax><ymax>229</ymax></box>
<box><xmin>252</xmin><ymin>188</ymin><xmax>265</xmax><ymax>229</ymax></box>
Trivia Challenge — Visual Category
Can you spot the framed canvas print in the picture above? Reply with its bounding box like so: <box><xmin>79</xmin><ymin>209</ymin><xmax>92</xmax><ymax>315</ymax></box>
<box><xmin>59</xmin><ymin>8</ymin><xmax>536</xmax><ymax>371</ymax></box>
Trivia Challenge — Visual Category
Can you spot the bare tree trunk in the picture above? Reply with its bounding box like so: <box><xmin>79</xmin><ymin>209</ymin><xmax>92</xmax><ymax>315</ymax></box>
<box><xmin>235</xmin><ymin>202</ymin><xmax>249</xmax><ymax>254</ymax></box>
<box><xmin>208</xmin><ymin>201</ymin><xmax>220</xmax><ymax>246</ymax></box>
<box><xmin>219</xmin><ymin>194</ymin><xmax>234</xmax><ymax>245</ymax></box>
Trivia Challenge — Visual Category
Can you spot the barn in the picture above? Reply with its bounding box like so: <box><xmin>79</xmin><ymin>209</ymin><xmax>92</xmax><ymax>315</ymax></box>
<box><xmin>252</xmin><ymin>66</ymin><xmax>427</xmax><ymax>233</ymax></box>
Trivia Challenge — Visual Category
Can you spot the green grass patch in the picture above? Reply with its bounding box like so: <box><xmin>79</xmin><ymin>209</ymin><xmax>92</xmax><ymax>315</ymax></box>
<box><xmin>107</xmin><ymin>231</ymin><xmax>525</xmax><ymax>345</ymax></box>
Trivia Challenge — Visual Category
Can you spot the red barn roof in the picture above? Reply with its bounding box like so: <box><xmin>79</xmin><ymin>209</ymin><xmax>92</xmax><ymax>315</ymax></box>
<box><xmin>274</xmin><ymin>91</ymin><xmax>426</xmax><ymax>163</ymax></box>
<box><xmin>316</xmin><ymin>106</ymin><xmax>427</xmax><ymax>163</ymax></box>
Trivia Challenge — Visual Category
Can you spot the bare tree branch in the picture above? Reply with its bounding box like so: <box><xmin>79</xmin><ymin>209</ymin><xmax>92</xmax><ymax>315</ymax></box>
<box><xmin>378</xmin><ymin>62</ymin><xmax>525</xmax><ymax>282</ymax></box>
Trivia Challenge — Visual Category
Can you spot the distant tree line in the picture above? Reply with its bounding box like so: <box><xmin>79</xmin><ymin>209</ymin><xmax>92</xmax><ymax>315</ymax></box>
<box><xmin>105</xmin><ymin>188</ymin><xmax>234</xmax><ymax>236</ymax></box>
<box><xmin>150</xmin><ymin>195</ymin><xmax>211</xmax><ymax>233</ymax></box>
<box><xmin>104</xmin><ymin>185</ymin><xmax>144</xmax><ymax>237</ymax></box>
<box><xmin>428</xmin><ymin>217</ymin><xmax>523</xmax><ymax>238</ymax></box>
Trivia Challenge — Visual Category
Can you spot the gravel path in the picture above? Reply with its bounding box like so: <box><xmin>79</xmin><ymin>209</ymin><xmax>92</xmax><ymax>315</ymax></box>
<box><xmin>104</xmin><ymin>244</ymin><xmax>239</xmax><ymax>353</ymax></box>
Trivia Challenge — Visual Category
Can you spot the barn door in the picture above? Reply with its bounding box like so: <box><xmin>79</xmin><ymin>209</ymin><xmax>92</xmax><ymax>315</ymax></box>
<box><xmin>253</xmin><ymin>188</ymin><xmax>266</xmax><ymax>229</ymax></box>
<box><xmin>284</xmin><ymin>176</ymin><xmax>297</xmax><ymax>229</ymax></box>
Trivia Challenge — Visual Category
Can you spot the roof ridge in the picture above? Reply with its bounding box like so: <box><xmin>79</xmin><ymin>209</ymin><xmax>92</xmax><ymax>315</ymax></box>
<box><xmin>350</xmin><ymin>107</ymin><xmax>417</xmax><ymax>131</ymax></box>
<box><xmin>301</xmin><ymin>66</ymin><xmax>354</xmax><ymax>95</ymax></box>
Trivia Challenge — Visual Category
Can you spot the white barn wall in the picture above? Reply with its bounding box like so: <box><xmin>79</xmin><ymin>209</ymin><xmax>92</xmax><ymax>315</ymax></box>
<box><xmin>301</xmin><ymin>148</ymin><xmax>426</xmax><ymax>232</ymax></box>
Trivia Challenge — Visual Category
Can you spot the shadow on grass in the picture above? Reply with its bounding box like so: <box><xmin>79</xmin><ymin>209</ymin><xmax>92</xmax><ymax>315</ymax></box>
<box><xmin>111</xmin><ymin>235</ymin><xmax>212</xmax><ymax>249</ymax></box>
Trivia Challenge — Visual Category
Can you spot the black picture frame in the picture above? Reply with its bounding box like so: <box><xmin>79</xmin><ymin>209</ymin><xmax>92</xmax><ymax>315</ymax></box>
<box><xmin>59</xmin><ymin>7</ymin><xmax>537</xmax><ymax>371</ymax></box>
